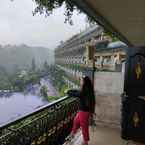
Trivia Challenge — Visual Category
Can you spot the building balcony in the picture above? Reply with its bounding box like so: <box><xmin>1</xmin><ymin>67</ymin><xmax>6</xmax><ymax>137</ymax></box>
<box><xmin>0</xmin><ymin>88</ymin><xmax>133</xmax><ymax>145</ymax></box>
<box><xmin>0</xmin><ymin>96</ymin><xmax>79</xmax><ymax>145</ymax></box>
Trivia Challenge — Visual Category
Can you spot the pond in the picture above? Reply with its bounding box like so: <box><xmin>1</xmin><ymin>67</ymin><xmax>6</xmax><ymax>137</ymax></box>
<box><xmin>0</xmin><ymin>78</ymin><xmax>58</xmax><ymax>125</ymax></box>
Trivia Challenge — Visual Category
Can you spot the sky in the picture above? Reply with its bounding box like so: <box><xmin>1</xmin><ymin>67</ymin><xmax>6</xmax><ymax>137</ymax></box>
<box><xmin>0</xmin><ymin>0</ymin><xmax>87</xmax><ymax>49</ymax></box>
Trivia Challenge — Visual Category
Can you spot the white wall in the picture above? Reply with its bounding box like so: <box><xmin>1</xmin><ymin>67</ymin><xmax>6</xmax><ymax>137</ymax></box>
<box><xmin>94</xmin><ymin>71</ymin><xmax>124</xmax><ymax>127</ymax></box>
<box><xmin>94</xmin><ymin>72</ymin><xmax>124</xmax><ymax>95</ymax></box>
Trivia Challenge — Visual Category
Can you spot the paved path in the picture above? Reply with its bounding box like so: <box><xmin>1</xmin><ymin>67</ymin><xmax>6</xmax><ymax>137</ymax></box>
<box><xmin>40</xmin><ymin>78</ymin><xmax>58</xmax><ymax>96</ymax></box>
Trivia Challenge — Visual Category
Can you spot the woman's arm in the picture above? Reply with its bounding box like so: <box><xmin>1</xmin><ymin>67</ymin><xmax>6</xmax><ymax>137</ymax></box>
<box><xmin>67</xmin><ymin>89</ymin><xmax>81</xmax><ymax>98</ymax></box>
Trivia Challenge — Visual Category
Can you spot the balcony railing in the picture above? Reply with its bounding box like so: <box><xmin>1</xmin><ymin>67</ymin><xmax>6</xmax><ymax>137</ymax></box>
<box><xmin>0</xmin><ymin>96</ymin><xmax>79</xmax><ymax>145</ymax></box>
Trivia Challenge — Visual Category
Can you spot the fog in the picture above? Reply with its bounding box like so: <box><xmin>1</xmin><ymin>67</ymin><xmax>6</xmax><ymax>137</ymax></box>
<box><xmin>0</xmin><ymin>0</ymin><xmax>87</xmax><ymax>49</ymax></box>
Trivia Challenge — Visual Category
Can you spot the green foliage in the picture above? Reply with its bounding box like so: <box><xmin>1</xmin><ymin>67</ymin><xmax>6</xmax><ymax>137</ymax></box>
<box><xmin>40</xmin><ymin>85</ymin><xmax>48</xmax><ymax>97</ymax></box>
<box><xmin>59</xmin><ymin>84</ymin><xmax>70</xmax><ymax>96</ymax></box>
<box><xmin>48</xmin><ymin>66</ymin><xmax>68</xmax><ymax>95</ymax></box>
<box><xmin>31</xmin><ymin>58</ymin><xmax>36</xmax><ymax>71</ymax></box>
<box><xmin>10</xmin><ymin>70</ymin><xmax>41</xmax><ymax>92</ymax></box>
<box><xmin>33</xmin><ymin>0</ymin><xmax>95</xmax><ymax>25</ymax></box>
<box><xmin>10</xmin><ymin>0</ymin><xmax>95</xmax><ymax>25</ymax></box>
<box><xmin>0</xmin><ymin>44</ymin><xmax>54</xmax><ymax>74</ymax></box>
<box><xmin>47</xmin><ymin>95</ymin><xmax>60</xmax><ymax>101</ymax></box>
<box><xmin>0</xmin><ymin>77</ymin><xmax>13</xmax><ymax>90</ymax></box>
<box><xmin>103</xmin><ymin>31</ymin><xmax>119</xmax><ymax>42</ymax></box>
<box><xmin>40</xmin><ymin>84</ymin><xmax>61</xmax><ymax>101</ymax></box>
<box><xmin>0</xmin><ymin>69</ymin><xmax>12</xmax><ymax>90</ymax></box>
<box><xmin>33</xmin><ymin>0</ymin><xmax>75</xmax><ymax>25</ymax></box>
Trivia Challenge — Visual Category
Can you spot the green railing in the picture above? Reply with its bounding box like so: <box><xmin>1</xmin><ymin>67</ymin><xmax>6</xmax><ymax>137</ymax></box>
<box><xmin>0</xmin><ymin>96</ymin><xmax>79</xmax><ymax>145</ymax></box>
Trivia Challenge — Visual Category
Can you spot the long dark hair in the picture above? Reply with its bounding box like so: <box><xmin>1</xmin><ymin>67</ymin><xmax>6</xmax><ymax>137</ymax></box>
<box><xmin>80</xmin><ymin>76</ymin><xmax>96</xmax><ymax>113</ymax></box>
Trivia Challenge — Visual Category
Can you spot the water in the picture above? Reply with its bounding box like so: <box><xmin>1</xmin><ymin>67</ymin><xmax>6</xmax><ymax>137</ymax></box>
<box><xmin>0</xmin><ymin>93</ymin><xmax>48</xmax><ymax>125</ymax></box>
<box><xmin>0</xmin><ymin>78</ymin><xmax>58</xmax><ymax>125</ymax></box>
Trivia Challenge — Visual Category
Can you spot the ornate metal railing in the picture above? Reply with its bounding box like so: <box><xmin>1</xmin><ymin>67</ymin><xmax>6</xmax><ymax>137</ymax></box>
<box><xmin>0</xmin><ymin>96</ymin><xmax>79</xmax><ymax>145</ymax></box>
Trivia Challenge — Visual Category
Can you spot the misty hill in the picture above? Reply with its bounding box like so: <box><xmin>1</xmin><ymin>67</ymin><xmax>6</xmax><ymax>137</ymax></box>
<box><xmin>0</xmin><ymin>44</ymin><xmax>54</xmax><ymax>74</ymax></box>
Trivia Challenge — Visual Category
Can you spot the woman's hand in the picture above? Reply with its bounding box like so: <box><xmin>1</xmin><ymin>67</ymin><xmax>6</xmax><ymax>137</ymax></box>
<box><xmin>89</xmin><ymin>113</ymin><xmax>96</xmax><ymax>126</ymax></box>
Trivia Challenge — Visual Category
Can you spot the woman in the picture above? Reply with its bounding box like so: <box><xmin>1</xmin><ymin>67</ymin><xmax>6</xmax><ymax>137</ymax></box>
<box><xmin>67</xmin><ymin>76</ymin><xmax>96</xmax><ymax>145</ymax></box>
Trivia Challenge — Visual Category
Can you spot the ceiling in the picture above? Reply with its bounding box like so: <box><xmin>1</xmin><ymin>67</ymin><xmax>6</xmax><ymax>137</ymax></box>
<box><xmin>71</xmin><ymin>0</ymin><xmax>145</xmax><ymax>47</ymax></box>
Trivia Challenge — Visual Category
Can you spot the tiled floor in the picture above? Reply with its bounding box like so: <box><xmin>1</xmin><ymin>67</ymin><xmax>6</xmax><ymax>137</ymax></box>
<box><xmin>64</xmin><ymin>125</ymin><xmax>134</xmax><ymax>145</ymax></box>
<box><xmin>89</xmin><ymin>126</ymin><xmax>126</xmax><ymax>145</ymax></box>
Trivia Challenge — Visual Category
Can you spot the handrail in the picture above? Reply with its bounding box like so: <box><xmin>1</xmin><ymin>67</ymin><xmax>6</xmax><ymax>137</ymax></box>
<box><xmin>0</xmin><ymin>96</ymin><xmax>69</xmax><ymax>130</ymax></box>
<box><xmin>0</xmin><ymin>95</ymin><xmax>79</xmax><ymax>145</ymax></box>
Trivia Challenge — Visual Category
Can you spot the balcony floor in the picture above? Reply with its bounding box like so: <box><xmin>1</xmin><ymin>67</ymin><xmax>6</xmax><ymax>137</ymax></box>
<box><xmin>64</xmin><ymin>125</ymin><xmax>130</xmax><ymax>145</ymax></box>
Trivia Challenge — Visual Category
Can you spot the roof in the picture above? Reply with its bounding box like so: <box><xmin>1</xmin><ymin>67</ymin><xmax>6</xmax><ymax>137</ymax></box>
<box><xmin>56</xmin><ymin>25</ymin><xmax>103</xmax><ymax>49</ymax></box>
<box><xmin>107</xmin><ymin>41</ymin><xmax>127</xmax><ymax>49</ymax></box>
<box><xmin>71</xmin><ymin>0</ymin><xmax>145</xmax><ymax>47</ymax></box>
<box><xmin>95</xmin><ymin>41</ymin><xmax>126</xmax><ymax>52</ymax></box>
<box><xmin>78</xmin><ymin>25</ymin><xmax>100</xmax><ymax>39</ymax></box>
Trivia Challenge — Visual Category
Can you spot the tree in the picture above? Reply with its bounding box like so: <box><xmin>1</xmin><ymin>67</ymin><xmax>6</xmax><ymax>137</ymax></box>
<box><xmin>44</xmin><ymin>61</ymin><xmax>49</xmax><ymax>69</ymax></box>
<box><xmin>103</xmin><ymin>30</ymin><xmax>119</xmax><ymax>42</ymax></box>
<box><xmin>10</xmin><ymin>0</ymin><xmax>94</xmax><ymax>24</ymax></box>
<box><xmin>32</xmin><ymin>58</ymin><xmax>36</xmax><ymax>71</ymax></box>
<box><xmin>40</xmin><ymin>85</ymin><xmax>48</xmax><ymax>98</ymax></box>
<box><xmin>33</xmin><ymin>0</ymin><xmax>74</xmax><ymax>25</ymax></box>
<box><xmin>33</xmin><ymin>0</ymin><xmax>96</xmax><ymax>25</ymax></box>
<box><xmin>11</xmin><ymin>0</ymin><xmax>120</xmax><ymax>40</ymax></box>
